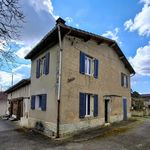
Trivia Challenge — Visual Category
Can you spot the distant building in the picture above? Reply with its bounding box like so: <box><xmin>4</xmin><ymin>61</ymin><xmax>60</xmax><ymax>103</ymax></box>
<box><xmin>5</xmin><ymin>79</ymin><xmax>30</xmax><ymax>126</ymax></box>
<box><xmin>131</xmin><ymin>94</ymin><xmax>150</xmax><ymax>116</ymax></box>
<box><xmin>0</xmin><ymin>92</ymin><xmax>7</xmax><ymax>116</ymax></box>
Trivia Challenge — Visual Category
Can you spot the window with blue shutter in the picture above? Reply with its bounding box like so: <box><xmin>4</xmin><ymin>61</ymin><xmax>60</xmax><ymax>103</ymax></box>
<box><xmin>94</xmin><ymin>59</ymin><xmax>99</xmax><ymax>79</ymax></box>
<box><xmin>79</xmin><ymin>92</ymin><xmax>86</xmax><ymax>118</ymax></box>
<box><xmin>79</xmin><ymin>93</ymin><xmax>98</xmax><ymax>118</ymax></box>
<box><xmin>31</xmin><ymin>95</ymin><xmax>35</xmax><ymax>110</ymax></box>
<box><xmin>80</xmin><ymin>51</ymin><xmax>99</xmax><ymax>78</ymax></box>
<box><xmin>41</xmin><ymin>94</ymin><xmax>47</xmax><ymax>111</ymax></box>
<box><xmin>94</xmin><ymin>95</ymin><xmax>98</xmax><ymax>117</ymax></box>
<box><xmin>45</xmin><ymin>52</ymin><xmax>50</xmax><ymax>75</ymax></box>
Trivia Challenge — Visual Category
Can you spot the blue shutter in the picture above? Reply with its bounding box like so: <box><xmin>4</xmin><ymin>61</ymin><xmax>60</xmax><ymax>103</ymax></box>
<box><xmin>94</xmin><ymin>59</ymin><xmax>99</xmax><ymax>78</ymax></box>
<box><xmin>79</xmin><ymin>92</ymin><xmax>86</xmax><ymax>118</ymax></box>
<box><xmin>45</xmin><ymin>53</ymin><xmax>50</xmax><ymax>75</ymax></box>
<box><xmin>80</xmin><ymin>51</ymin><xmax>85</xmax><ymax>74</ymax></box>
<box><xmin>31</xmin><ymin>96</ymin><xmax>35</xmax><ymax>110</ymax></box>
<box><xmin>126</xmin><ymin>75</ymin><xmax>128</xmax><ymax>88</ymax></box>
<box><xmin>41</xmin><ymin>94</ymin><xmax>47</xmax><ymax>111</ymax></box>
<box><xmin>94</xmin><ymin>95</ymin><xmax>98</xmax><ymax>117</ymax></box>
<box><xmin>43</xmin><ymin>58</ymin><xmax>46</xmax><ymax>74</ymax></box>
<box><xmin>121</xmin><ymin>73</ymin><xmax>124</xmax><ymax>87</ymax></box>
<box><xmin>36</xmin><ymin>59</ymin><xmax>40</xmax><ymax>78</ymax></box>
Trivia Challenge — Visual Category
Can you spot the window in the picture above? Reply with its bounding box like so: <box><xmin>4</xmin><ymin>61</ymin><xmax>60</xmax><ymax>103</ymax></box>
<box><xmin>85</xmin><ymin>56</ymin><xmax>95</xmax><ymax>76</ymax></box>
<box><xmin>85</xmin><ymin>94</ymin><xmax>94</xmax><ymax>116</ymax></box>
<box><xmin>80</xmin><ymin>51</ymin><xmax>99</xmax><ymax>78</ymax></box>
<box><xmin>79</xmin><ymin>92</ymin><xmax>98</xmax><ymax>118</ymax></box>
<box><xmin>121</xmin><ymin>73</ymin><xmax>128</xmax><ymax>88</ymax></box>
<box><xmin>31</xmin><ymin>94</ymin><xmax>47</xmax><ymax>111</ymax></box>
<box><xmin>36</xmin><ymin>52</ymin><xmax>50</xmax><ymax>78</ymax></box>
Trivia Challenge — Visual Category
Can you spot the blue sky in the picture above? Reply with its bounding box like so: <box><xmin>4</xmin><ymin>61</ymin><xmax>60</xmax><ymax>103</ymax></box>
<box><xmin>0</xmin><ymin>0</ymin><xmax>150</xmax><ymax>93</ymax></box>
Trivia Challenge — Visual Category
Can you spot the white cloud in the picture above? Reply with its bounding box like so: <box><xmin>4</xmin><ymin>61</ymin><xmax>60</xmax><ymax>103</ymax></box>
<box><xmin>0</xmin><ymin>64</ymin><xmax>31</xmax><ymax>90</ymax></box>
<box><xmin>65</xmin><ymin>17</ymin><xmax>73</xmax><ymax>24</ymax></box>
<box><xmin>76</xmin><ymin>24</ymin><xmax>79</xmax><ymax>28</ymax></box>
<box><xmin>12</xmin><ymin>64</ymin><xmax>31</xmax><ymax>73</ymax></box>
<box><xmin>102</xmin><ymin>28</ymin><xmax>122</xmax><ymax>45</ymax></box>
<box><xmin>129</xmin><ymin>42</ymin><xmax>150</xmax><ymax>76</ymax></box>
<box><xmin>27</xmin><ymin>0</ymin><xmax>58</xmax><ymax>19</ymax></box>
<box><xmin>0</xmin><ymin>71</ymin><xmax>23</xmax><ymax>90</ymax></box>
<box><xmin>15</xmin><ymin>46</ymin><xmax>31</xmax><ymax>59</ymax></box>
<box><xmin>124</xmin><ymin>1</ymin><xmax>150</xmax><ymax>36</ymax></box>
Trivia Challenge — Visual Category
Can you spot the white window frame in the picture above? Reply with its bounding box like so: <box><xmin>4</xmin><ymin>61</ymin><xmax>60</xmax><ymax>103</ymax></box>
<box><xmin>85</xmin><ymin>94</ymin><xmax>94</xmax><ymax>117</ymax></box>
<box><xmin>85</xmin><ymin>56</ymin><xmax>95</xmax><ymax>76</ymax></box>
<box><xmin>123</xmin><ymin>74</ymin><xmax>128</xmax><ymax>88</ymax></box>
<box><xmin>35</xmin><ymin>95</ymin><xmax>42</xmax><ymax>110</ymax></box>
<box><xmin>40</xmin><ymin>56</ymin><xmax>46</xmax><ymax>76</ymax></box>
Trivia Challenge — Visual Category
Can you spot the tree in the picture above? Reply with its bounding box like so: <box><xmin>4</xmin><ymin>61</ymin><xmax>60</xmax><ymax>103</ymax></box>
<box><xmin>0</xmin><ymin>0</ymin><xmax>24</xmax><ymax>68</ymax></box>
<box><xmin>131</xmin><ymin>91</ymin><xmax>141</xmax><ymax>98</ymax></box>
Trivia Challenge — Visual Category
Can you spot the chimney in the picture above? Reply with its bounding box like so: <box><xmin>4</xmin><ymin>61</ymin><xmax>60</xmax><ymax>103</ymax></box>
<box><xmin>56</xmin><ymin>17</ymin><xmax>66</xmax><ymax>25</ymax></box>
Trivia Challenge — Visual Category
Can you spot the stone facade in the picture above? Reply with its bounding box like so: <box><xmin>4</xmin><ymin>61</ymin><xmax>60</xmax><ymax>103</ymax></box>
<box><xmin>29</xmin><ymin>33</ymin><xmax>132</xmax><ymax>137</ymax></box>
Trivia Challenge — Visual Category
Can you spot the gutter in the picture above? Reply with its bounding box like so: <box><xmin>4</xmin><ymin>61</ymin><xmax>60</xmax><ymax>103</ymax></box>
<box><xmin>56</xmin><ymin>24</ymin><xmax>63</xmax><ymax>138</ymax></box>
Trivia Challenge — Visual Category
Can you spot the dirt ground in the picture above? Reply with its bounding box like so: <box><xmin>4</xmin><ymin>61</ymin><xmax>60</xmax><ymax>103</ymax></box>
<box><xmin>0</xmin><ymin>118</ymin><xmax>150</xmax><ymax>150</ymax></box>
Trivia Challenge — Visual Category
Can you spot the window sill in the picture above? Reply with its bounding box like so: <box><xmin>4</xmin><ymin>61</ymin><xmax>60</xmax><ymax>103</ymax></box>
<box><xmin>80</xmin><ymin>115</ymin><xmax>97</xmax><ymax>121</ymax></box>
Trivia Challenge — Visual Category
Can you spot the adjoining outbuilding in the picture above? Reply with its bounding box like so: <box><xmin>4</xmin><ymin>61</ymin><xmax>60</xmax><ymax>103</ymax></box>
<box><xmin>0</xmin><ymin>92</ymin><xmax>7</xmax><ymax>116</ymax></box>
<box><xmin>5</xmin><ymin>79</ymin><xmax>30</xmax><ymax>127</ymax></box>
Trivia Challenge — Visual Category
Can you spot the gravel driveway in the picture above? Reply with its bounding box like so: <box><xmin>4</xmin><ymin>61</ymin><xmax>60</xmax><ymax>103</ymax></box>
<box><xmin>0</xmin><ymin>119</ymin><xmax>149</xmax><ymax>150</ymax></box>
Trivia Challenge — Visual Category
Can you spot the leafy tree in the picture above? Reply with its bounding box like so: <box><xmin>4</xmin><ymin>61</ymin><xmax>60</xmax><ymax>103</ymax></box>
<box><xmin>131</xmin><ymin>91</ymin><xmax>141</xmax><ymax>98</ymax></box>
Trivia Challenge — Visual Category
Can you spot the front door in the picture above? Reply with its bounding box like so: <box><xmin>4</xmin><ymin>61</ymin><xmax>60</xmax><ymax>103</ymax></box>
<box><xmin>105</xmin><ymin>100</ymin><xmax>109</xmax><ymax>123</ymax></box>
<box><xmin>123</xmin><ymin>98</ymin><xmax>127</xmax><ymax>120</ymax></box>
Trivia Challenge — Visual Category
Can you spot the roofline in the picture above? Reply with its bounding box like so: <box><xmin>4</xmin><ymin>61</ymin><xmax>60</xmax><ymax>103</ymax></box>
<box><xmin>5</xmin><ymin>78</ymin><xmax>30</xmax><ymax>94</ymax></box>
<box><xmin>24</xmin><ymin>17</ymin><xmax>135</xmax><ymax>74</ymax></box>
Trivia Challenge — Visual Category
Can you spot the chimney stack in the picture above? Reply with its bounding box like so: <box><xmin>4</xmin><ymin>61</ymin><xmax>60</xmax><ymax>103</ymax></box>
<box><xmin>56</xmin><ymin>17</ymin><xmax>66</xmax><ymax>25</ymax></box>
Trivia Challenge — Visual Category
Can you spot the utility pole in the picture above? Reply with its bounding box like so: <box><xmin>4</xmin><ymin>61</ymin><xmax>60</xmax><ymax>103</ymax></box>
<box><xmin>11</xmin><ymin>72</ymin><xmax>13</xmax><ymax>86</ymax></box>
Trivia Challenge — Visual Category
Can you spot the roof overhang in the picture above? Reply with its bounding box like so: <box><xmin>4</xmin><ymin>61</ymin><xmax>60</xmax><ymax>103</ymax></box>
<box><xmin>5</xmin><ymin>79</ymin><xmax>30</xmax><ymax>94</ymax></box>
<box><xmin>25</xmin><ymin>18</ymin><xmax>135</xmax><ymax>74</ymax></box>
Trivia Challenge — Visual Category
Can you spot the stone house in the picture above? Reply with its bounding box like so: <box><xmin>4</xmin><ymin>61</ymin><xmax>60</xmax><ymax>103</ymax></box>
<box><xmin>5</xmin><ymin>79</ymin><xmax>30</xmax><ymax>126</ymax></box>
<box><xmin>25</xmin><ymin>18</ymin><xmax>135</xmax><ymax>137</ymax></box>
<box><xmin>0</xmin><ymin>92</ymin><xmax>7</xmax><ymax>116</ymax></box>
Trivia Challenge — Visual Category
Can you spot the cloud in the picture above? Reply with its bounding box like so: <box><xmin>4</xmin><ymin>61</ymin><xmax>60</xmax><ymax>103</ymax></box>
<box><xmin>0</xmin><ymin>64</ymin><xmax>31</xmax><ymax>90</ymax></box>
<box><xmin>102</xmin><ymin>28</ymin><xmax>122</xmax><ymax>45</ymax></box>
<box><xmin>65</xmin><ymin>17</ymin><xmax>73</xmax><ymax>24</ymax></box>
<box><xmin>124</xmin><ymin>1</ymin><xmax>150</xmax><ymax>36</ymax></box>
<box><xmin>12</xmin><ymin>64</ymin><xmax>31</xmax><ymax>75</ymax></box>
<box><xmin>27</xmin><ymin>0</ymin><xmax>58</xmax><ymax>19</ymax></box>
<box><xmin>15</xmin><ymin>46</ymin><xmax>31</xmax><ymax>59</ymax></box>
<box><xmin>0</xmin><ymin>71</ymin><xmax>23</xmax><ymax>90</ymax></box>
<box><xmin>17</xmin><ymin>0</ymin><xmax>56</xmax><ymax>46</ymax></box>
<box><xmin>129</xmin><ymin>42</ymin><xmax>150</xmax><ymax>76</ymax></box>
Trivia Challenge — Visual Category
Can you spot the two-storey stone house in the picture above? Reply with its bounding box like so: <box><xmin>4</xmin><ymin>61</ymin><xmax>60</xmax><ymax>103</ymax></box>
<box><xmin>25</xmin><ymin>18</ymin><xmax>135</xmax><ymax>137</ymax></box>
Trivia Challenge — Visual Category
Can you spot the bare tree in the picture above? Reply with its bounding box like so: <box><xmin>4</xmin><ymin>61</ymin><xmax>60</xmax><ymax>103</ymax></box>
<box><xmin>0</xmin><ymin>0</ymin><xmax>24</xmax><ymax>69</ymax></box>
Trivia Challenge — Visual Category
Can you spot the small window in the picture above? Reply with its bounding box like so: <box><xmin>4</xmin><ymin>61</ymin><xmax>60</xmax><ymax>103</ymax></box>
<box><xmin>85</xmin><ymin>56</ymin><xmax>95</xmax><ymax>76</ymax></box>
<box><xmin>31</xmin><ymin>94</ymin><xmax>47</xmax><ymax>111</ymax></box>
<box><xmin>40</xmin><ymin>57</ymin><xmax>46</xmax><ymax>76</ymax></box>
<box><xmin>121</xmin><ymin>73</ymin><xmax>128</xmax><ymax>88</ymax></box>
<box><xmin>35</xmin><ymin>95</ymin><xmax>43</xmax><ymax>110</ymax></box>
<box><xmin>85</xmin><ymin>94</ymin><xmax>94</xmax><ymax>116</ymax></box>
<box><xmin>36</xmin><ymin>52</ymin><xmax>50</xmax><ymax>78</ymax></box>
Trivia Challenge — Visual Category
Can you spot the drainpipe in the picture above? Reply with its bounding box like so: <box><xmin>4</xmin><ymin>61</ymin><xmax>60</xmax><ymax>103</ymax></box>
<box><xmin>56</xmin><ymin>24</ymin><xmax>63</xmax><ymax>138</ymax></box>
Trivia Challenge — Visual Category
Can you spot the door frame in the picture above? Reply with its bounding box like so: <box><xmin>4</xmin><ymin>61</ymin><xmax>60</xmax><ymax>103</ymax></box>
<box><xmin>104</xmin><ymin>99</ymin><xmax>110</xmax><ymax>123</ymax></box>
<box><xmin>123</xmin><ymin>97</ymin><xmax>127</xmax><ymax>120</ymax></box>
